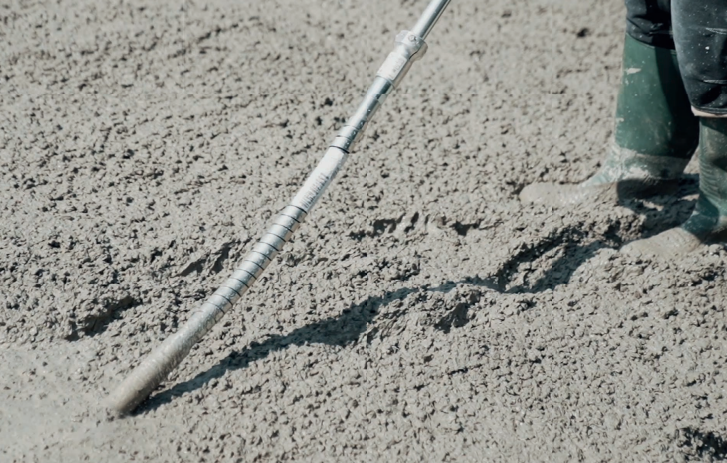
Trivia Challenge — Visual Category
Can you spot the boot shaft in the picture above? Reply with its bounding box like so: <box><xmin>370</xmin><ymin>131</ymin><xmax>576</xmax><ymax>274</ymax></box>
<box><xmin>697</xmin><ymin>118</ymin><xmax>727</xmax><ymax>218</ymax></box>
<box><xmin>614</xmin><ymin>34</ymin><xmax>699</xmax><ymax>159</ymax></box>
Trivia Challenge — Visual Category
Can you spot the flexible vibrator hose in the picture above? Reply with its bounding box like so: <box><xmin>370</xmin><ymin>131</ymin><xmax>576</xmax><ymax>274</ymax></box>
<box><xmin>107</xmin><ymin>0</ymin><xmax>452</xmax><ymax>414</ymax></box>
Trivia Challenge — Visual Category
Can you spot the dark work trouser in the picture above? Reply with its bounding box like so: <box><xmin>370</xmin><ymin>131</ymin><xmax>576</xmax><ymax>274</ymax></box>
<box><xmin>625</xmin><ymin>0</ymin><xmax>727</xmax><ymax>114</ymax></box>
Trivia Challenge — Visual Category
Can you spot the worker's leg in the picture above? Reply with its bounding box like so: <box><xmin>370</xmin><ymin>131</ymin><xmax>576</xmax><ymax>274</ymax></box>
<box><xmin>520</xmin><ymin>0</ymin><xmax>699</xmax><ymax>207</ymax></box>
<box><xmin>622</xmin><ymin>0</ymin><xmax>727</xmax><ymax>257</ymax></box>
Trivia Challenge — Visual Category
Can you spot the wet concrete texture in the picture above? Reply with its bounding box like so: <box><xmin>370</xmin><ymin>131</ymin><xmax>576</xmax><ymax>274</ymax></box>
<box><xmin>2</xmin><ymin>0</ymin><xmax>727</xmax><ymax>461</ymax></box>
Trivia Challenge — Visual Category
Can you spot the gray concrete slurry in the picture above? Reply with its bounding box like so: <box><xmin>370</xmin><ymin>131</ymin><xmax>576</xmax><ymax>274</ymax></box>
<box><xmin>2</xmin><ymin>0</ymin><xmax>726</xmax><ymax>461</ymax></box>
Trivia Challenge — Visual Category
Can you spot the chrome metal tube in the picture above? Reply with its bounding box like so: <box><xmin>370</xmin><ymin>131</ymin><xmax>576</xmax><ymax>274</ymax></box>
<box><xmin>411</xmin><ymin>0</ymin><xmax>452</xmax><ymax>39</ymax></box>
<box><xmin>107</xmin><ymin>0</ymin><xmax>452</xmax><ymax>414</ymax></box>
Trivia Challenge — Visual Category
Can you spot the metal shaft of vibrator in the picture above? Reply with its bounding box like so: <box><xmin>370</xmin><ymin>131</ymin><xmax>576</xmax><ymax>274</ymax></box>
<box><xmin>412</xmin><ymin>0</ymin><xmax>452</xmax><ymax>39</ymax></box>
<box><xmin>107</xmin><ymin>0</ymin><xmax>452</xmax><ymax>414</ymax></box>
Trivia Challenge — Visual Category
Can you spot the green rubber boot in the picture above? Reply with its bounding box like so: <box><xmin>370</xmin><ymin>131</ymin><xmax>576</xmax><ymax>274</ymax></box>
<box><xmin>622</xmin><ymin>118</ymin><xmax>727</xmax><ymax>258</ymax></box>
<box><xmin>520</xmin><ymin>34</ymin><xmax>699</xmax><ymax>207</ymax></box>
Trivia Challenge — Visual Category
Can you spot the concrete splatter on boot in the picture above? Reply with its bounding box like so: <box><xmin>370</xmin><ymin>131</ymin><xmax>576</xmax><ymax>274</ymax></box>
<box><xmin>622</xmin><ymin>118</ymin><xmax>727</xmax><ymax>258</ymax></box>
<box><xmin>520</xmin><ymin>35</ymin><xmax>699</xmax><ymax>207</ymax></box>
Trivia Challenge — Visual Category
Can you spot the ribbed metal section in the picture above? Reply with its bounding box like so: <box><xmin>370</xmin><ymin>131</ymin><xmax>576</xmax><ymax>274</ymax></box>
<box><xmin>107</xmin><ymin>0</ymin><xmax>451</xmax><ymax>415</ymax></box>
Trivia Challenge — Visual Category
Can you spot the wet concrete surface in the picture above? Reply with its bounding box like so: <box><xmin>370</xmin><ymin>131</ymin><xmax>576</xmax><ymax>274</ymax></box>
<box><xmin>2</xmin><ymin>0</ymin><xmax>727</xmax><ymax>461</ymax></box>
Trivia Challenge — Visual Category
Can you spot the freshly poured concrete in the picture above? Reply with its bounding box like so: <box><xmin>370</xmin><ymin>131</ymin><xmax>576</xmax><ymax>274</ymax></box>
<box><xmin>2</xmin><ymin>0</ymin><xmax>727</xmax><ymax>461</ymax></box>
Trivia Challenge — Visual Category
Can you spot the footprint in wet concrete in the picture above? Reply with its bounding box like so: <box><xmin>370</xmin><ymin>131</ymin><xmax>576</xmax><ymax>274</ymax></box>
<box><xmin>67</xmin><ymin>294</ymin><xmax>142</xmax><ymax>341</ymax></box>
<box><xmin>434</xmin><ymin>287</ymin><xmax>482</xmax><ymax>334</ymax></box>
<box><xmin>491</xmin><ymin>225</ymin><xmax>618</xmax><ymax>294</ymax></box>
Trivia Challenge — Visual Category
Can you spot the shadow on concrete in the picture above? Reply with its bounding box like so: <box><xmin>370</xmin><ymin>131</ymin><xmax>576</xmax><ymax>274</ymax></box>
<box><xmin>137</xmin><ymin>175</ymin><xmax>701</xmax><ymax>413</ymax></box>
<box><xmin>137</xmin><ymin>277</ymin><xmax>500</xmax><ymax>414</ymax></box>
<box><xmin>677</xmin><ymin>426</ymin><xmax>727</xmax><ymax>461</ymax></box>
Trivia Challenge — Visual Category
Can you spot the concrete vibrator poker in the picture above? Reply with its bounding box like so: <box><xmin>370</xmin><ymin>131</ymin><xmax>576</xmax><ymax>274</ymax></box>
<box><xmin>108</xmin><ymin>0</ymin><xmax>453</xmax><ymax>414</ymax></box>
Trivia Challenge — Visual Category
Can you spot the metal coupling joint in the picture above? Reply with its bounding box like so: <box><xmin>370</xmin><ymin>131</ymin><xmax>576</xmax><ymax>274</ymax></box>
<box><xmin>329</xmin><ymin>30</ymin><xmax>428</xmax><ymax>153</ymax></box>
<box><xmin>376</xmin><ymin>30</ymin><xmax>428</xmax><ymax>86</ymax></box>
